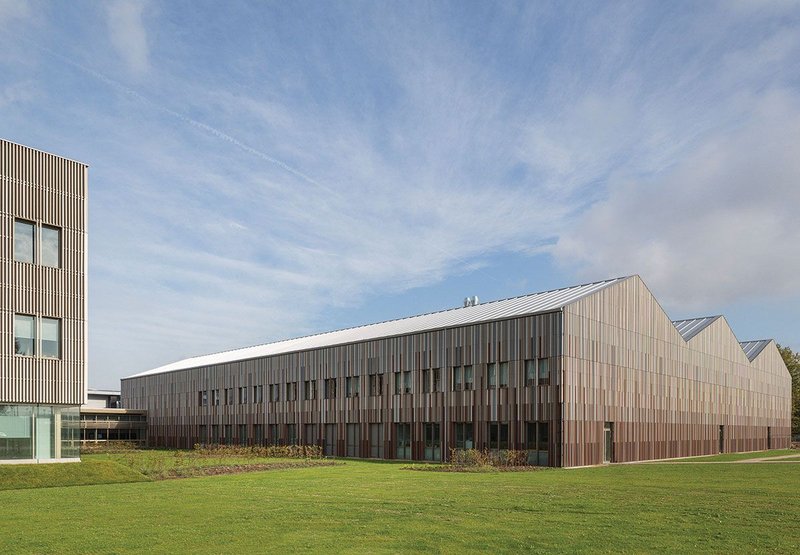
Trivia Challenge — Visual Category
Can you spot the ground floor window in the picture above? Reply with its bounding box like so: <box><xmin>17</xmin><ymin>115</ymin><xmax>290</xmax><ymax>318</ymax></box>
<box><xmin>423</xmin><ymin>423</ymin><xmax>440</xmax><ymax>461</ymax></box>
<box><xmin>269</xmin><ymin>424</ymin><xmax>280</xmax><ymax>445</ymax></box>
<box><xmin>224</xmin><ymin>424</ymin><xmax>233</xmax><ymax>445</ymax></box>
<box><xmin>396</xmin><ymin>423</ymin><xmax>411</xmax><ymax>459</ymax></box>
<box><xmin>526</xmin><ymin>421</ymin><xmax>549</xmax><ymax>466</ymax></box>
<box><xmin>369</xmin><ymin>423</ymin><xmax>384</xmax><ymax>458</ymax></box>
<box><xmin>287</xmin><ymin>424</ymin><xmax>297</xmax><ymax>445</ymax></box>
<box><xmin>0</xmin><ymin>404</ymin><xmax>79</xmax><ymax>461</ymax></box>
<box><xmin>454</xmin><ymin>422</ymin><xmax>473</xmax><ymax>450</ymax></box>
<box><xmin>304</xmin><ymin>424</ymin><xmax>317</xmax><ymax>445</ymax></box>
<box><xmin>488</xmin><ymin>422</ymin><xmax>509</xmax><ymax>450</ymax></box>
<box><xmin>324</xmin><ymin>424</ymin><xmax>337</xmax><ymax>456</ymax></box>
<box><xmin>239</xmin><ymin>424</ymin><xmax>247</xmax><ymax>445</ymax></box>
<box><xmin>253</xmin><ymin>424</ymin><xmax>264</xmax><ymax>445</ymax></box>
<box><xmin>346</xmin><ymin>423</ymin><xmax>359</xmax><ymax>457</ymax></box>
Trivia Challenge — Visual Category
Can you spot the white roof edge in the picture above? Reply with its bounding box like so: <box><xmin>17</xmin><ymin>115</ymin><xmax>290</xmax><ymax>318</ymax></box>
<box><xmin>125</xmin><ymin>275</ymin><xmax>630</xmax><ymax>379</ymax></box>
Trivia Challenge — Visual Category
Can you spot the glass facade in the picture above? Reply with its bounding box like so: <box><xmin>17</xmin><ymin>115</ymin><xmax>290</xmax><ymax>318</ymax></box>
<box><xmin>0</xmin><ymin>404</ymin><xmax>79</xmax><ymax>462</ymax></box>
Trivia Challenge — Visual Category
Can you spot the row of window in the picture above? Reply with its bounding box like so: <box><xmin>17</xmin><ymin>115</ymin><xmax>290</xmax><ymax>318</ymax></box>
<box><xmin>194</xmin><ymin>421</ymin><xmax>550</xmax><ymax>461</ymax></box>
<box><xmin>13</xmin><ymin>219</ymin><xmax>61</xmax><ymax>268</ymax></box>
<box><xmin>196</xmin><ymin>359</ymin><xmax>551</xmax><ymax>406</ymax></box>
<box><xmin>13</xmin><ymin>314</ymin><xmax>61</xmax><ymax>358</ymax></box>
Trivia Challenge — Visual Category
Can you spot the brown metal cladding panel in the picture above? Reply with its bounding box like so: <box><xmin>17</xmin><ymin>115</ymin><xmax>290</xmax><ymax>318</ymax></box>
<box><xmin>122</xmin><ymin>312</ymin><xmax>564</xmax><ymax>461</ymax></box>
<box><xmin>560</xmin><ymin>276</ymin><xmax>792</xmax><ymax>467</ymax></box>
<box><xmin>1</xmin><ymin>139</ymin><xmax>87</xmax><ymax>405</ymax></box>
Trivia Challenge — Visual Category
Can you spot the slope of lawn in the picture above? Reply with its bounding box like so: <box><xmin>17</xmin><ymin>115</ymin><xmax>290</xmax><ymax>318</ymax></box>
<box><xmin>0</xmin><ymin>460</ymin><xmax>149</xmax><ymax>491</ymax></box>
<box><xmin>0</xmin><ymin>457</ymin><xmax>798</xmax><ymax>554</ymax></box>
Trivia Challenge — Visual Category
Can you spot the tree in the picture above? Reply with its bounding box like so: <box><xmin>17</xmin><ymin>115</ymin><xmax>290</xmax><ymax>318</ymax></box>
<box><xmin>777</xmin><ymin>344</ymin><xmax>800</xmax><ymax>439</ymax></box>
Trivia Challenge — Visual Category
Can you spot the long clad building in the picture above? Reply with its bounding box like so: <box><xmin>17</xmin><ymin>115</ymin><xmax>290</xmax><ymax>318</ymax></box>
<box><xmin>1</xmin><ymin>139</ymin><xmax>88</xmax><ymax>463</ymax></box>
<box><xmin>122</xmin><ymin>275</ymin><xmax>791</xmax><ymax>466</ymax></box>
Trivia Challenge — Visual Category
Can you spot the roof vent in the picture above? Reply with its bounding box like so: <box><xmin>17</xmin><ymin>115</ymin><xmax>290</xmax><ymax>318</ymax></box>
<box><xmin>463</xmin><ymin>296</ymin><xmax>479</xmax><ymax>307</ymax></box>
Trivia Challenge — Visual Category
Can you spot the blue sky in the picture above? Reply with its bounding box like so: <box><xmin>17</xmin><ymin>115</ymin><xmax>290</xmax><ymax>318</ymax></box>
<box><xmin>1</xmin><ymin>1</ymin><xmax>799</xmax><ymax>389</ymax></box>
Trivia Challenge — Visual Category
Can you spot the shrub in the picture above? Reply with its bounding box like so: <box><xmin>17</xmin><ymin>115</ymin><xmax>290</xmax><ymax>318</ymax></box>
<box><xmin>449</xmin><ymin>448</ymin><xmax>531</xmax><ymax>468</ymax></box>
<box><xmin>192</xmin><ymin>444</ymin><xmax>323</xmax><ymax>459</ymax></box>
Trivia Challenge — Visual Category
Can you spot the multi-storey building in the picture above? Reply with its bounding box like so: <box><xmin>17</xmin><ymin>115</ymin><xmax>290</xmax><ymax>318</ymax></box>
<box><xmin>0</xmin><ymin>139</ymin><xmax>88</xmax><ymax>463</ymax></box>
<box><xmin>122</xmin><ymin>275</ymin><xmax>791</xmax><ymax>466</ymax></box>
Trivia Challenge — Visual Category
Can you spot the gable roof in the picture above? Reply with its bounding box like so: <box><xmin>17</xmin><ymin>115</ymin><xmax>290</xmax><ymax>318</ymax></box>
<box><xmin>739</xmin><ymin>339</ymin><xmax>772</xmax><ymax>362</ymax></box>
<box><xmin>126</xmin><ymin>276</ymin><xmax>629</xmax><ymax>378</ymax></box>
<box><xmin>671</xmin><ymin>316</ymin><xmax>722</xmax><ymax>341</ymax></box>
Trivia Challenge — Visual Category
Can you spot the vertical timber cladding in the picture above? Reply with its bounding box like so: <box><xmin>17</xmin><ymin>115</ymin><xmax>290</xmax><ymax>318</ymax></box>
<box><xmin>560</xmin><ymin>275</ymin><xmax>792</xmax><ymax>466</ymax></box>
<box><xmin>0</xmin><ymin>140</ymin><xmax>87</xmax><ymax>405</ymax></box>
<box><xmin>120</xmin><ymin>311</ymin><xmax>564</xmax><ymax>461</ymax></box>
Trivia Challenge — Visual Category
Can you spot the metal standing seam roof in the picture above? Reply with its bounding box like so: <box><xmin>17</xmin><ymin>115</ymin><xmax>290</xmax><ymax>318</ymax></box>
<box><xmin>671</xmin><ymin>316</ymin><xmax>721</xmax><ymax>341</ymax></box>
<box><xmin>738</xmin><ymin>340</ymin><xmax>772</xmax><ymax>362</ymax></box>
<box><xmin>127</xmin><ymin>276</ymin><xmax>630</xmax><ymax>378</ymax></box>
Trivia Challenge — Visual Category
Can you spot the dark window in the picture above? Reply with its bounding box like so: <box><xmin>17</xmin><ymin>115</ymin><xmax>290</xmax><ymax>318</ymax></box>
<box><xmin>422</xmin><ymin>369</ymin><xmax>430</xmax><ymax>393</ymax></box>
<box><xmin>287</xmin><ymin>424</ymin><xmax>297</xmax><ymax>445</ymax></box>
<box><xmin>346</xmin><ymin>376</ymin><xmax>360</xmax><ymax>398</ymax></box>
<box><xmin>432</xmin><ymin>368</ymin><xmax>441</xmax><ymax>392</ymax></box>
<box><xmin>304</xmin><ymin>424</ymin><xmax>317</xmax><ymax>445</ymax></box>
<box><xmin>423</xmin><ymin>423</ymin><xmax>440</xmax><ymax>461</ymax></box>
<box><xmin>499</xmin><ymin>362</ymin><xmax>509</xmax><ymax>388</ymax></box>
<box><xmin>324</xmin><ymin>378</ymin><xmax>337</xmax><ymax>399</ymax></box>
<box><xmin>526</xmin><ymin>421</ymin><xmax>549</xmax><ymax>466</ymax></box>
<box><xmin>270</xmin><ymin>384</ymin><xmax>280</xmax><ymax>402</ymax></box>
<box><xmin>269</xmin><ymin>424</ymin><xmax>280</xmax><ymax>445</ymax></box>
<box><xmin>224</xmin><ymin>424</ymin><xmax>232</xmax><ymax>445</ymax></box>
<box><xmin>488</xmin><ymin>422</ymin><xmax>509</xmax><ymax>450</ymax></box>
<box><xmin>239</xmin><ymin>424</ymin><xmax>247</xmax><ymax>445</ymax></box>
<box><xmin>452</xmin><ymin>367</ymin><xmax>462</xmax><ymax>391</ymax></box>
<box><xmin>238</xmin><ymin>386</ymin><xmax>248</xmax><ymax>404</ymax></box>
<box><xmin>487</xmin><ymin>363</ymin><xmax>496</xmax><ymax>388</ymax></box>
<box><xmin>253</xmin><ymin>385</ymin><xmax>263</xmax><ymax>404</ymax></box>
<box><xmin>286</xmin><ymin>382</ymin><xmax>297</xmax><ymax>401</ymax></box>
<box><xmin>304</xmin><ymin>380</ymin><xmax>317</xmax><ymax>400</ymax></box>
<box><xmin>538</xmin><ymin>358</ymin><xmax>550</xmax><ymax>384</ymax></box>
<box><xmin>525</xmin><ymin>360</ymin><xmax>536</xmax><ymax>386</ymax></box>
<box><xmin>396</xmin><ymin>423</ymin><xmax>411</xmax><ymax>459</ymax></box>
<box><xmin>369</xmin><ymin>374</ymin><xmax>383</xmax><ymax>396</ymax></box>
<box><xmin>346</xmin><ymin>424</ymin><xmax>359</xmax><ymax>457</ymax></box>
<box><xmin>254</xmin><ymin>424</ymin><xmax>264</xmax><ymax>445</ymax></box>
<box><xmin>454</xmin><ymin>422</ymin><xmax>473</xmax><ymax>450</ymax></box>
<box><xmin>464</xmin><ymin>365</ymin><xmax>474</xmax><ymax>391</ymax></box>
<box><xmin>402</xmin><ymin>371</ymin><xmax>411</xmax><ymax>394</ymax></box>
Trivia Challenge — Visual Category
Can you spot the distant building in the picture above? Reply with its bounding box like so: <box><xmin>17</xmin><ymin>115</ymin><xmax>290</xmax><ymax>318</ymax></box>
<box><xmin>84</xmin><ymin>389</ymin><xmax>122</xmax><ymax>409</ymax></box>
<box><xmin>0</xmin><ymin>139</ymin><xmax>87</xmax><ymax>463</ymax></box>
<box><xmin>79</xmin><ymin>389</ymin><xmax>147</xmax><ymax>446</ymax></box>
<box><xmin>123</xmin><ymin>276</ymin><xmax>791</xmax><ymax>466</ymax></box>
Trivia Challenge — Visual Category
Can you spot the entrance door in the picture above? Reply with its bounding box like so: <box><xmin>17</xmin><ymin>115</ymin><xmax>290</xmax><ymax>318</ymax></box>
<box><xmin>718</xmin><ymin>425</ymin><xmax>725</xmax><ymax>453</ymax></box>
<box><xmin>603</xmin><ymin>422</ymin><xmax>613</xmax><ymax>463</ymax></box>
<box><xmin>767</xmin><ymin>427</ymin><xmax>772</xmax><ymax>450</ymax></box>
<box><xmin>324</xmin><ymin>424</ymin><xmax>337</xmax><ymax>456</ymax></box>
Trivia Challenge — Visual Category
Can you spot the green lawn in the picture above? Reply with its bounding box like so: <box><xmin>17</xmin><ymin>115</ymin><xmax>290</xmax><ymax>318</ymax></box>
<box><xmin>0</xmin><ymin>454</ymin><xmax>798</xmax><ymax>553</ymax></box>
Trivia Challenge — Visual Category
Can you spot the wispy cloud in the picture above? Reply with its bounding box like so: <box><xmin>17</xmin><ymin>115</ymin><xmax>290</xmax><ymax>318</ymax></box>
<box><xmin>105</xmin><ymin>0</ymin><xmax>151</xmax><ymax>75</ymax></box>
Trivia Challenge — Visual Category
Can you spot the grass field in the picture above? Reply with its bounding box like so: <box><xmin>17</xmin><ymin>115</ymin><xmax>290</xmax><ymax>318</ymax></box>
<box><xmin>0</xmin><ymin>451</ymin><xmax>798</xmax><ymax>554</ymax></box>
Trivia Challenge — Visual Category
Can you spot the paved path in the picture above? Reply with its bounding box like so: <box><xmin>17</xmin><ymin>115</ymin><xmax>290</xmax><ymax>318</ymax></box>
<box><xmin>651</xmin><ymin>453</ymin><xmax>800</xmax><ymax>464</ymax></box>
